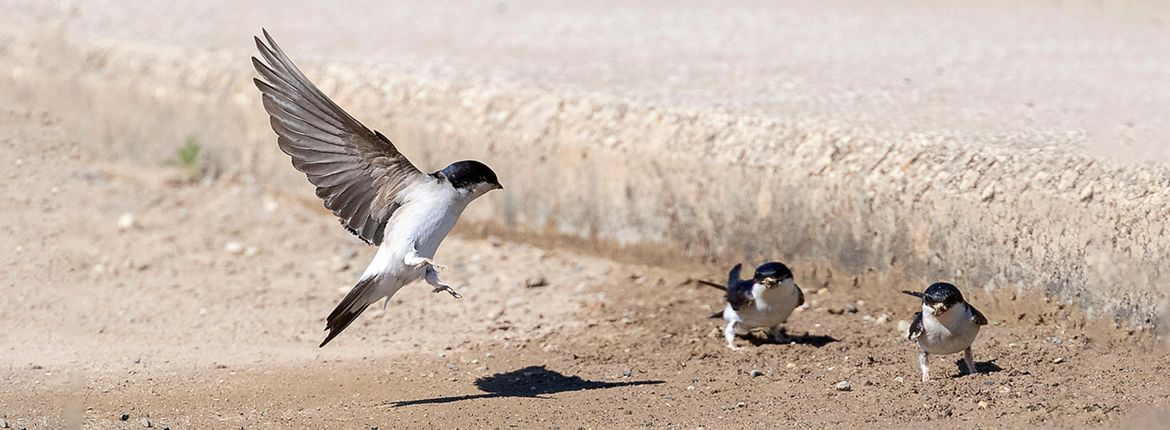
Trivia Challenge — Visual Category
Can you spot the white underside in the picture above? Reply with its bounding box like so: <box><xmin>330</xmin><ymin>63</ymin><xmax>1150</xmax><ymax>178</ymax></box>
<box><xmin>917</xmin><ymin>303</ymin><xmax>981</xmax><ymax>355</ymax></box>
<box><xmin>357</xmin><ymin>178</ymin><xmax>480</xmax><ymax>302</ymax></box>
<box><xmin>724</xmin><ymin>279</ymin><xmax>801</xmax><ymax>330</ymax></box>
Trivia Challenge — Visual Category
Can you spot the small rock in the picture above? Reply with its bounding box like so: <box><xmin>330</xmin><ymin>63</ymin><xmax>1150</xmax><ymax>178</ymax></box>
<box><xmin>977</xmin><ymin>400</ymin><xmax>989</xmax><ymax>410</ymax></box>
<box><xmin>894</xmin><ymin>376</ymin><xmax>904</xmax><ymax>383</ymax></box>
<box><xmin>786</xmin><ymin>362</ymin><xmax>797</xmax><ymax>369</ymax></box>
<box><xmin>896</xmin><ymin>320</ymin><xmax>911</xmax><ymax>334</ymax></box>
<box><xmin>244</xmin><ymin>246</ymin><xmax>259</xmax><ymax>257</ymax></box>
<box><xmin>749</xmin><ymin>369</ymin><xmax>763</xmax><ymax>377</ymax></box>
<box><xmin>736</xmin><ymin>402</ymin><xmax>746</xmax><ymax>408</ymax></box>
<box><xmin>1052</xmin><ymin>357</ymin><xmax>1065</xmax><ymax>364</ymax></box>
<box><xmin>524</xmin><ymin>277</ymin><xmax>548</xmax><ymax>288</ymax></box>
<box><xmin>0</xmin><ymin>418</ymin><xmax>9</xmax><ymax>428</ymax></box>
<box><xmin>835</xmin><ymin>381</ymin><xmax>852</xmax><ymax>391</ymax></box>
<box><xmin>622</xmin><ymin>369</ymin><xmax>632</xmax><ymax>377</ymax></box>
<box><xmin>140</xmin><ymin>417</ymin><xmax>152</xmax><ymax>428</ymax></box>
<box><xmin>116</xmin><ymin>213</ymin><xmax>136</xmax><ymax>230</ymax></box>
<box><xmin>120</xmin><ymin>414</ymin><xmax>130</xmax><ymax>421</ymax></box>
<box><xmin>844</xmin><ymin>304</ymin><xmax>858</xmax><ymax>314</ymax></box>
<box><xmin>875</xmin><ymin>314</ymin><xmax>890</xmax><ymax>324</ymax></box>
<box><xmin>224</xmin><ymin>241</ymin><xmax>244</xmax><ymax>254</ymax></box>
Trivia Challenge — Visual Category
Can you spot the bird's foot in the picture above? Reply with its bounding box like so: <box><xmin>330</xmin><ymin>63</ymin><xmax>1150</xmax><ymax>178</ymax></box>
<box><xmin>726</xmin><ymin>343</ymin><xmax>744</xmax><ymax>351</ymax></box>
<box><xmin>415</xmin><ymin>258</ymin><xmax>448</xmax><ymax>271</ymax></box>
<box><xmin>431</xmin><ymin>284</ymin><xmax>462</xmax><ymax>300</ymax></box>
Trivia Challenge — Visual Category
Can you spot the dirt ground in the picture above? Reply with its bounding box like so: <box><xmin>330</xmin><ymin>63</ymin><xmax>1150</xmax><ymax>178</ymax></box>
<box><xmin>2</xmin><ymin>107</ymin><xmax>1169</xmax><ymax>429</ymax></box>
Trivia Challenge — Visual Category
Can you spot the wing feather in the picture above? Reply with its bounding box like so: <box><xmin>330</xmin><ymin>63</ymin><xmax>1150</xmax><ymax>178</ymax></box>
<box><xmin>252</xmin><ymin>29</ymin><xmax>424</xmax><ymax>245</ymax></box>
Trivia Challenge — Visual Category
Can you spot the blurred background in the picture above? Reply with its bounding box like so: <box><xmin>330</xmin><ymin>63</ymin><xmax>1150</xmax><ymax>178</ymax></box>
<box><xmin>2</xmin><ymin>1</ymin><xmax>1169</xmax><ymax>428</ymax></box>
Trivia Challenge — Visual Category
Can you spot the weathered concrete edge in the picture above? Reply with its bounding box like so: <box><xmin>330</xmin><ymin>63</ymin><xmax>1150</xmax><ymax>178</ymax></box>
<box><xmin>3</xmin><ymin>32</ymin><xmax>1167</xmax><ymax>330</ymax></box>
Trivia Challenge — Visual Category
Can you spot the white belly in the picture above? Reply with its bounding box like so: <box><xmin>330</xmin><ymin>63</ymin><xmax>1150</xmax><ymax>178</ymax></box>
<box><xmin>727</xmin><ymin>281</ymin><xmax>801</xmax><ymax>329</ymax></box>
<box><xmin>917</xmin><ymin>304</ymin><xmax>981</xmax><ymax>355</ymax></box>
<box><xmin>360</xmin><ymin>180</ymin><xmax>469</xmax><ymax>297</ymax></box>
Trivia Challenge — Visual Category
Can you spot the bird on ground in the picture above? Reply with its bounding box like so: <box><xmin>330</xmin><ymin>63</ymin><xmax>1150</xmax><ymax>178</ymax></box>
<box><xmin>251</xmin><ymin>29</ymin><xmax>502</xmax><ymax>347</ymax></box>
<box><xmin>699</xmin><ymin>262</ymin><xmax>804</xmax><ymax>350</ymax></box>
<box><xmin>903</xmin><ymin>282</ymin><xmax>988</xmax><ymax>381</ymax></box>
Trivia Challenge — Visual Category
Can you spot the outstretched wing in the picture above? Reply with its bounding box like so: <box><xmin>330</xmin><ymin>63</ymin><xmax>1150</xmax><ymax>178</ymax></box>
<box><xmin>252</xmin><ymin>29</ymin><xmax>424</xmax><ymax>245</ymax></box>
<box><xmin>908</xmin><ymin>311</ymin><xmax>924</xmax><ymax>340</ymax></box>
<box><xmin>968</xmin><ymin>303</ymin><xmax>988</xmax><ymax>326</ymax></box>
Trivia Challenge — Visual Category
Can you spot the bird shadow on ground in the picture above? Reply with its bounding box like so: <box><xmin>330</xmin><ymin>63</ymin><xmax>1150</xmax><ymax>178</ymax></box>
<box><xmin>744</xmin><ymin>331</ymin><xmax>839</xmax><ymax>347</ymax></box>
<box><xmin>387</xmin><ymin>365</ymin><xmax>664</xmax><ymax>407</ymax></box>
<box><xmin>953</xmin><ymin>360</ymin><xmax>1005</xmax><ymax>378</ymax></box>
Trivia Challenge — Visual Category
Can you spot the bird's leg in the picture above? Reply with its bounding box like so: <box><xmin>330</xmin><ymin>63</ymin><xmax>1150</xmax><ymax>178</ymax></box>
<box><xmin>424</xmin><ymin>267</ymin><xmax>461</xmax><ymax>300</ymax></box>
<box><xmin>919</xmin><ymin>350</ymin><xmax>931</xmax><ymax>382</ymax></box>
<box><xmin>963</xmin><ymin>347</ymin><xmax>977</xmax><ymax>375</ymax></box>
<box><xmin>404</xmin><ymin>250</ymin><xmax>448</xmax><ymax>271</ymax></box>
<box><xmin>724</xmin><ymin>321</ymin><xmax>742</xmax><ymax>351</ymax></box>
<box><xmin>769</xmin><ymin>325</ymin><xmax>790</xmax><ymax>343</ymax></box>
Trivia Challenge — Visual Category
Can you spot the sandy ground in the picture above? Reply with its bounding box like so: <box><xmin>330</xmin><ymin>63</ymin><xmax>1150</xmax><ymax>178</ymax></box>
<box><xmin>2</xmin><ymin>107</ymin><xmax>1169</xmax><ymax>429</ymax></box>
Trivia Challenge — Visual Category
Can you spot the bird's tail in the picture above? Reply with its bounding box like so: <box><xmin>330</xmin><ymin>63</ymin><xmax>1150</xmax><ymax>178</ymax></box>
<box><xmin>320</xmin><ymin>276</ymin><xmax>379</xmax><ymax>347</ymax></box>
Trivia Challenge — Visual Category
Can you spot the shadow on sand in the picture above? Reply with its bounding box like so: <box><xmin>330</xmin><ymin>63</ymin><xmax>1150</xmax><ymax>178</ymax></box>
<box><xmin>953</xmin><ymin>359</ymin><xmax>1005</xmax><ymax>378</ymax></box>
<box><xmin>744</xmin><ymin>331</ymin><xmax>839</xmax><ymax>347</ymax></box>
<box><xmin>388</xmin><ymin>365</ymin><xmax>664</xmax><ymax>407</ymax></box>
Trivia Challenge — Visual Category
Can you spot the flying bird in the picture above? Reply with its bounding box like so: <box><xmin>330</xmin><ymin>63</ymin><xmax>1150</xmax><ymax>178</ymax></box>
<box><xmin>904</xmin><ymin>282</ymin><xmax>988</xmax><ymax>381</ymax></box>
<box><xmin>251</xmin><ymin>29</ymin><xmax>503</xmax><ymax>347</ymax></box>
<box><xmin>700</xmin><ymin>262</ymin><xmax>805</xmax><ymax>350</ymax></box>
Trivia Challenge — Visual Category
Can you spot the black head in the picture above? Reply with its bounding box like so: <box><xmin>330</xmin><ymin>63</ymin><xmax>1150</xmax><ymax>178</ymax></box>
<box><xmin>437</xmin><ymin>160</ymin><xmax>502</xmax><ymax>192</ymax></box>
<box><xmin>922</xmin><ymin>282</ymin><xmax>965</xmax><ymax>314</ymax></box>
<box><xmin>753</xmin><ymin>261</ymin><xmax>793</xmax><ymax>287</ymax></box>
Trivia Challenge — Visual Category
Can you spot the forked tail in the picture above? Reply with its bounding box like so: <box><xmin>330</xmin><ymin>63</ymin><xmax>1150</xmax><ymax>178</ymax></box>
<box><xmin>320</xmin><ymin>276</ymin><xmax>379</xmax><ymax>347</ymax></box>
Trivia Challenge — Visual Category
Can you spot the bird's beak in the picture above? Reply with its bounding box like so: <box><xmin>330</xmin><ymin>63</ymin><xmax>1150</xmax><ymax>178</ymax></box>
<box><xmin>493</xmin><ymin>183</ymin><xmax>504</xmax><ymax>191</ymax></box>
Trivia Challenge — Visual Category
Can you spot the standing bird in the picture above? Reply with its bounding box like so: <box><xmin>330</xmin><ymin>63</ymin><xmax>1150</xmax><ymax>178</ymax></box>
<box><xmin>904</xmin><ymin>282</ymin><xmax>988</xmax><ymax>381</ymax></box>
<box><xmin>251</xmin><ymin>30</ymin><xmax>502</xmax><ymax>347</ymax></box>
<box><xmin>699</xmin><ymin>262</ymin><xmax>804</xmax><ymax>350</ymax></box>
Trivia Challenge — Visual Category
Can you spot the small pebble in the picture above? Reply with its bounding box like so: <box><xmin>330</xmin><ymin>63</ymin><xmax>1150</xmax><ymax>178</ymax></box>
<box><xmin>736</xmin><ymin>402</ymin><xmax>746</xmax><ymax>408</ymax></box>
<box><xmin>749</xmin><ymin>369</ymin><xmax>763</xmax><ymax>377</ymax></box>
<box><xmin>786</xmin><ymin>362</ymin><xmax>797</xmax><ymax>369</ymax></box>
<box><xmin>120</xmin><ymin>414</ymin><xmax>130</xmax><ymax>421</ymax></box>
<box><xmin>524</xmin><ymin>277</ymin><xmax>549</xmax><ymax>288</ymax></box>
<box><xmin>835</xmin><ymin>381</ymin><xmax>852</xmax><ymax>391</ymax></box>
<box><xmin>0</xmin><ymin>418</ymin><xmax>8</xmax><ymax>428</ymax></box>
<box><xmin>116</xmin><ymin>213</ymin><xmax>136</xmax><ymax>230</ymax></box>
<box><xmin>844</xmin><ymin>304</ymin><xmax>858</xmax><ymax>314</ymax></box>
<box><xmin>224</xmin><ymin>241</ymin><xmax>244</xmax><ymax>254</ymax></box>
<box><xmin>977</xmin><ymin>400</ymin><xmax>989</xmax><ymax>410</ymax></box>
<box><xmin>622</xmin><ymin>369</ymin><xmax>632</xmax><ymax>377</ymax></box>
<box><xmin>140</xmin><ymin>417</ymin><xmax>152</xmax><ymax>428</ymax></box>
<box><xmin>1053</xmin><ymin>357</ymin><xmax>1065</xmax><ymax>364</ymax></box>
<box><xmin>894</xmin><ymin>376</ymin><xmax>904</xmax><ymax>383</ymax></box>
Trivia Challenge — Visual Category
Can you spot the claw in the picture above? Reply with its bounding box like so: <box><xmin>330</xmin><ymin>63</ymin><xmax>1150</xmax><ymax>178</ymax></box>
<box><xmin>431</xmin><ymin>285</ymin><xmax>462</xmax><ymax>299</ymax></box>
<box><xmin>417</xmin><ymin>258</ymin><xmax>447</xmax><ymax>271</ymax></box>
